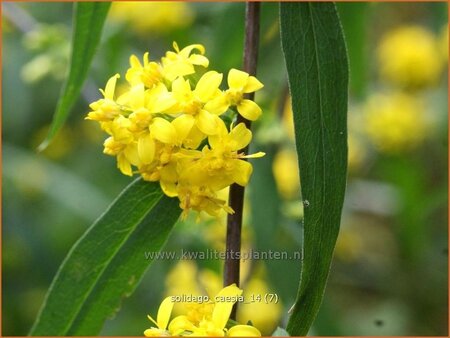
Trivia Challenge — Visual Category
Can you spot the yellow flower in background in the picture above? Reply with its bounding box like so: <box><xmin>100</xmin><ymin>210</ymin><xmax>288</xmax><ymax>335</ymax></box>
<box><xmin>334</xmin><ymin>228</ymin><xmax>364</xmax><ymax>262</ymax></box>
<box><xmin>109</xmin><ymin>2</ymin><xmax>194</xmax><ymax>36</ymax></box>
<box><xmin>377</xmin><ymin>25</ymin><xmax>443</xmax><ymax>88</ymax></box>
<box><xmin>86</xmin><ymin>43</ymin><xmax>264</xmax><ymax>219</ymax></box>
<box><xmin>238</xmin><ymin>278</ymin><xmax>283</xmax><ymax>335</ymax></box>
<box><xmin>32</xmin><ymin>125</ymin><xmax>74</xmax><ymax>160</ymax></box>
<box><xmin>347</xmin><ymin>133</ymin><xmax>365</xmax><ymax>171</ymax></box>
<box><xmin>364</xmin><ymin>92</ymin><xmax>427</xmax><ymax>154</ymax></box>
<box><xmin>272</xmin><ymin>148</ymin><xmax>300</xmax><ymax>200</ymax></box>
<box><xmin>145</xmin><ymin>284</ymin><xmax>261</xmax><ymax>336</ymax></box>
<box><xmin>282</xmin><ymin>96</ymin><xmax>295</xmax><ymax>140</ymax></box>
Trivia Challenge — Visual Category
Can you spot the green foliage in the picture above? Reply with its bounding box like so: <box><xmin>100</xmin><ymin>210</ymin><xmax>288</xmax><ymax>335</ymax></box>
<box><xmin>29</xmin><ymin>179</ymin><xmax>180</xmax><ymax>335</ymax></box>
<box><xmin>280</xmin><ymin>2</ymin><xmax>348</xmax><ymax>335</ymax></box>
<box><xmin>39</xmin><ymin>2</ymin><xmax>110</xmax><ymax>151</ymax></box>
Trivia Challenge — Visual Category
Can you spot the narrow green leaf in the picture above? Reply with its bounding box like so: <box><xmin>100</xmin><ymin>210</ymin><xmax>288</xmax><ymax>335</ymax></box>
<box><xmin>38</xmin><ymin>2</ymin><xmax>110</xmax><ymax>151</ymax></box>
<box><xmin>30</xmin><ymin>178</ymin><xmax>179</xmax><ymax>335</ymax></box>
<box><xmin>280</xmin><ymin>2</ymin><xmax>348</xmax><ymax>336</ymax></box>
<box><xmin>68</xmin><ymin>196</ymin><xmax>180</xmax><ymax>335</ymax></box>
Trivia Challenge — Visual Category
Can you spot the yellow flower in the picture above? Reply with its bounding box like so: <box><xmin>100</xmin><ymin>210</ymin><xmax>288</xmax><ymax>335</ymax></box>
<box><xmin>177</xmin><ymin>185</ymin><xmax>234</xmax><ymax>219</ymax></box>
<box><xmin>102</xmin><ymin>116</ymin><xmax>140</xmax><ymax>176</ymax></box>
<box><xmin>179</xmin><ymin>120</ymin><xmax>265</xmax><ymax>192</ymax></box>
<box><xmin>126</xmin><ymin>53</ymin><xmax>164</xmax><ymax>88</ymax></box>
<box><xmin>364</xmin><ymin>92</ymin><xmax>427</xmax><ymax>153</ymax></box>
<box><xmin>282</xmin><ymin>96</ymin><xmax>295</xmax><ymax>140</ymax></box>
<box><xmin>237</xmin><ymin>278</ymin><xmax>282</xmax><ymax>335</ymax></box>
<box><xmin>86</xmin><ymin>74</ymin><xmax>122</xmax><ymax>122</ymax></box>
<box><xmin>144</xmin><ymin>285</ymin><xmax>262</xmax><ymax>336</ymax></box>
<box><xmin>162</xmin><ymin>42</ymin><xmax>209</xmax><ymax>81</ymax></box>
<box><xmin>167</xmin><ymin>71</ymin><xmax>224</xmax><ymax>135</ymax></box>
<box><xmin>272</xmin><ymin>148</ymin><xmax>300</xmax><ymax>199</ymax></box>
<box><xmin>86</xmin><ymin>43</ymin><xmax>265</xmax><ymax>219</ymax></box>
<box><xmin>144</xmin><ymin>297</ymin><xmax>174</xmax><ymax>337</ymax></box>
<box><xmin>207</xmin><ymin>69</ymin><xmax>264</xmax><ymax>121</ymax></box>
<box><xmin>377</xmin><ymin>25</ymin><xmax>443</xmax><ymax>88</ymax></box>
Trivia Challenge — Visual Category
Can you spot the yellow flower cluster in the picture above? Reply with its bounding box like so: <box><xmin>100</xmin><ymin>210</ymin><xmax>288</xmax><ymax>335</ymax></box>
<box><xmin>144</xmin><ymin>284</ymin><xmax>261</xmax><ymax>337</ymax></box>
<box><xmin>377</xmin><ymin>25</ymin><xmax>444</xmax><ymax>88</ymax></box>
<box><xmin>86</xmin><ymin>43</ymin><xmax>264</xmax><ymax>218</ymax></box>
<box><xmin>364</xmin><ymin>92</ymin><xmax>427</xmax><ymax>153</ymax></box>
<box><xmin>109</xmin><ymin>2</ymin><xmax>194</xmax><ymax>35</ymax></box>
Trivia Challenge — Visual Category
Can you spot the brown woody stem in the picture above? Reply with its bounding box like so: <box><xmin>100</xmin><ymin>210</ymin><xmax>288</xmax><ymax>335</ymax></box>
<box><xmin>223</xmin><ymin>1</ymin><xmax>261</xmax><ymax>320</ymax></box>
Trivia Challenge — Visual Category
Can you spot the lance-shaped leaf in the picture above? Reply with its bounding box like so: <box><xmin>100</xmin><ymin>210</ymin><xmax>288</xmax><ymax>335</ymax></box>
<box><xmin>39</xmin><ymin>2</ymin><xmax>110</xmax><ymax>150</ymax></box>
<box><xmin>280</xmin><ymin>2</ymin><xmax>348</xmax><ymax>335</ymax></box>
<box><xmin>67</xmin><ymin>196</ymin><xmax>180</xmax><ymax>335</ymax></box>
<box><xmin>29</xmin><ymin>178</ymin><xmax>181</xmax><ymax>335</ymax></box>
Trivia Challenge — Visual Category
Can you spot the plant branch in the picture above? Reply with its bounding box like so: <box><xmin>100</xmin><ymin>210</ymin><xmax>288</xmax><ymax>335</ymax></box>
<box><xmin>223</xmin><ymin>1</ymin><xmax>261</xmax><ymax>320</ymax></box>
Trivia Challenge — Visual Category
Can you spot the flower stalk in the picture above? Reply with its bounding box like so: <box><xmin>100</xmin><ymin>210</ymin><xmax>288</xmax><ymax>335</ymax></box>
<box><xmin>224</xmin><ymin>2</ymin><xmax>261</xmax><ymax>320</ymax></box>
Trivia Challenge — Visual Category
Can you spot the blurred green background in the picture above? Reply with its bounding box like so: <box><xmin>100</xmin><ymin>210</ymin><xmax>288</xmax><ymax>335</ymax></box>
<box><xmin>2</xmin><ymin>2</ymin><xmax>448</xmax><ymax>336</ymax></box>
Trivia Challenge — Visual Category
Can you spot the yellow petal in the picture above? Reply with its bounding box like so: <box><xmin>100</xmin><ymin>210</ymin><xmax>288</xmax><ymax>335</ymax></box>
<box><xmin>168</xmin><ymin>315</ymin><xmax>197</xmax><ymax>335</ymax></box>
<box><xmin>204</xmin><ymin>93</ymin><xmax>230</xmax><ymax>115</ymax></box>
<box><xmin>117</xmin><ymin>153</ymin><xmax>132</xmax><ymax>176</ymax></box>
<box><xmin>160</xmin><ymin>162</ymin><xmax>178</xmax><ymax>183</ymax></box>
<box><xmin>229</xmin><ymin>123</ymin><xmax>252</xmax><ymax>150</ymax></box>
<box><xmin>138</xmin><ymin>134</ymin><xmax>155</xmax><ymax>164</ymax></box>
<box><xmin>227</xmin><ymin>68</ymin><xmax>249</xmax><ymax>90</ymax></box>
<box><xmin>179</xmin><ymin>43</ymin><xmax>205</xmax><ymax>57</ymax></box>
<box><xmin>172</xmin><ymin>76</ymin><xmax>192</xmax><ymax>97</ymax></box>
<box><xmin>103</xmin><ymin>73</ymin><xmax>120</xmax><ymax>99</ymax></box>
<box><xmin>189</xmin><ymin>53</ymin><xmax>209</xmax><ymax>67</ymax></box>
<box><xmin>196</xmin><ymin>110</ymin><xmax>221</xmax><ymax>135</ymax></box>
<box><xmin>150</xmin><ymin>117</ymin><xmax>177</xmax><ymax>144</ymax></box>
<box><xmin>129</xmin><ymin>54</ymin><xmax>141</xmax><ymax>68</ymax></box>
<box><xmin>208</xmin><ymin>119</ymin><xmax>228</xmax><ymax>149</ymax></box>
<box><xmin>195</xmin><ymin>71</ymin><xmax>223</xmax><ymax>102</ymax></box>
<box><xmin>212</xmin><ymin>284</ymin><xmax>243</xmax><ymax>330</ymax></box>
<box><xmin>124</xmin><ymin>143</ymin><xmax>140</xmax><ymax>166</ymax></box>
<box><xmin>143</xmin><ymin>52</ymin><xmax>150</xmax><ymax>65</ymax></box>
<box><xmin>237</xmin><ymin>99</ymin><xmax>262</xmax><ymax>121</ymax></box>
<box><xmin>123</xmin><ymin>84</ymin><xmax>146</xmax><ymax>108</ymax></box>
<box><xmin>148</xmin><ymin>83</ymin><xmax>177</xmax><ymax>112</ymax></box>
<box><xmin>144</xmin><ymin>327</ymin><xmax>169</xmax><ymax>337</ymax></box>
<box><xmin>157</xmin><ymin>297</ymin><xmax>174</xmax><ymax>329</ymax></box>
<box><xmin>227</xmin><ymin>325</ymin><xmax>261</xmax><ymax>337</ymax></box>
<box><xmin>172</xmin><ymin>114</ymin><xmax>195</xmax><ymax>143</ymax></box>
<box><xmin>184</xmin><ymin>124</ymin><xmax>207</xmax><ymax>149</ymax></box>
<box><xmin>160</xmin><ymin>181</ymin><xmax>178</xmax><ymax>198</ymax></box>
<box><xmin>243</xmin><ymin>76</ymin><xmax>264</xmax><ymax>93</ymax></box>
<box><xmin>164</xmin><ymin>62</ymin><xmax>194</xmax><ymax>81</ymax></box>
<box><xmin>231</xmin><ymin>160</ymin><xmax>252</xmax><ymax>186</ymax></box>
